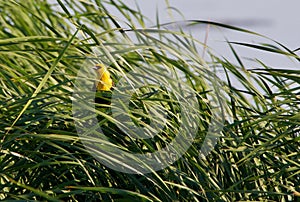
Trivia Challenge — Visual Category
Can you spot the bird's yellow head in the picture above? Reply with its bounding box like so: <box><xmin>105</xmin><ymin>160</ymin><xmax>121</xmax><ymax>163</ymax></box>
<box><xmin>94</xmin><ymin>64</ymin><xmax>113</xmax><ymax>91</ymax></box>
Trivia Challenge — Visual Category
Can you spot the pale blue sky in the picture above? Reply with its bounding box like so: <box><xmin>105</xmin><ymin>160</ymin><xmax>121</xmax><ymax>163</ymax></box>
<box><xmin>116</xmin><ymin>0</ymin><xmax>300</xmax><ymax>70</ymax></box>
<box><xmin>121</xmin><ymin>0</ymin><xmax>300</xmax><ymax>49</ymax></box>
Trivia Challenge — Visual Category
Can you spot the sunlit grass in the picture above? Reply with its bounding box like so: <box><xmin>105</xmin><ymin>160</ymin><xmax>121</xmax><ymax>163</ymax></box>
<box><xmin>0</xmin><ymin>0</ymin><xmax>299</xmax><ymax>201</ymax></box>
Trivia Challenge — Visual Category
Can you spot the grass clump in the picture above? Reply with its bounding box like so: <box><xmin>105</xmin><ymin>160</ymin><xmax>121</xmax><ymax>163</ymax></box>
<box><xmin>0</xmin><ymin>0</ymin><xmax>299</xmax><ymax>201</ymax></box>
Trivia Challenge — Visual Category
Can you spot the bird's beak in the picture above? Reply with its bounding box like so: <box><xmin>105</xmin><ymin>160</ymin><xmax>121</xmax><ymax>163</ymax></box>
<box><xmin>93</xmin><ymin>64</ymin><xmax>101</xmax><ymax>70</ymax></box>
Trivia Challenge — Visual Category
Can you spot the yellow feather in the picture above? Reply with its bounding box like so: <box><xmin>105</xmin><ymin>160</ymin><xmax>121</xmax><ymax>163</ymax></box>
<box><xmin>95</xmin><ymin>64</ymin><xmax>113</xmax><ymax>91</ymax></box>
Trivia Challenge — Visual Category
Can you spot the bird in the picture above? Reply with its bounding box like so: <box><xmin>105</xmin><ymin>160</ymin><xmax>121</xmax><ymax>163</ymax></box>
<box><xmin>94</xmin><ymin>63</ymin><xmax>113</xmax><ymax>91</ymax></box>
<box><xmin>93</xmin><ymin>64</ymin><xmax>113</xmax><ymax>106</ymax></box>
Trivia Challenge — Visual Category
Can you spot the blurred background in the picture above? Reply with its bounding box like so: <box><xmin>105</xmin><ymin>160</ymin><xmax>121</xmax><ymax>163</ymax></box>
<box><xmin>115</xmin><ymin>0</ymin><xmax>300</xmax><ymax>68</ymax></box>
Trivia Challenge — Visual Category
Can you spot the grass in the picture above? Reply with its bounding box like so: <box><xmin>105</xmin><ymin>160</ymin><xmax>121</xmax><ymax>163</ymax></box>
<box><xmin>0</xmin><ymin>0</ymin><xmax>300</xmax><ymax>201</ymax></box>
